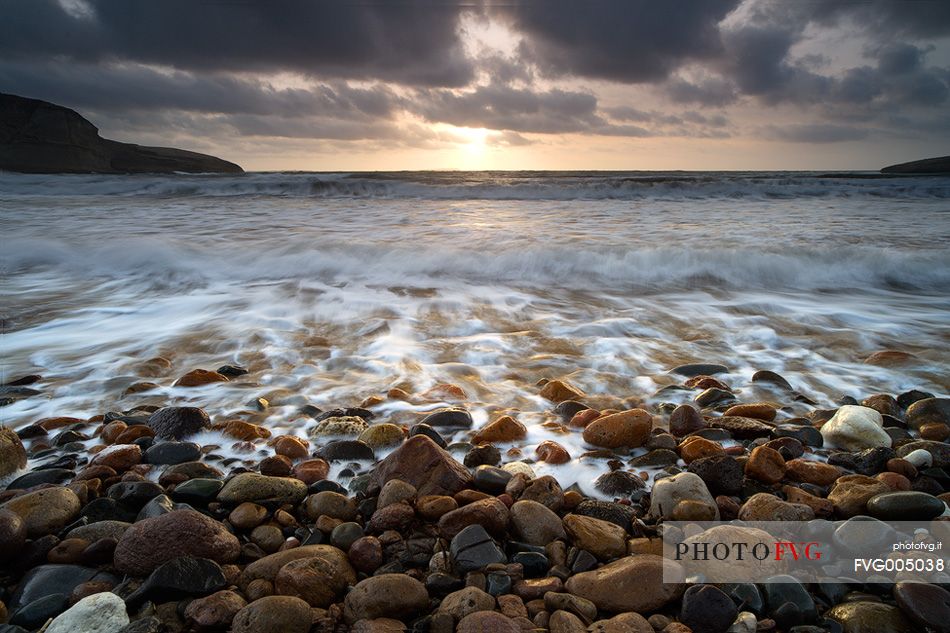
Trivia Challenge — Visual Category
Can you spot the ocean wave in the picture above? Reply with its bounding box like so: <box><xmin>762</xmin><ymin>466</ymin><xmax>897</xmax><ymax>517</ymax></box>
<box><xmin>3</xmin><ymin>171</ymin><xmax>950</xmax><ymax>200</ymax></box>
<box><xmin>4</xmin><ymin>237</ymin><xmax>948</xmax><ymax>293</ymax></box>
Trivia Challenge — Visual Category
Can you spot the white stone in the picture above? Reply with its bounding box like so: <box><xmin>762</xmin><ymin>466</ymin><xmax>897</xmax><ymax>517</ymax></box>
<box><xmin>819</xmin><ymin>405</ymin><xmax>891</xmax><ymax>451</ymax></box>
<box><xmin>46</xmin><ymin>592</ymin><xmax>129</xmax><ymax>633</ymax></box>
<box><xmin>649</xmin><ymin>471</ymin><xmax>719</xmax><ymax>520</ymax></box>
<box><xmin>903</xmin><ymin>448</ymin><xmax>934</xmax><ymax>469</ymax></box>
<box><xmin>501</xmin><ymin>461</ymin><xmax>535</xmax><ymax>478</ymax></box>
<box><xmin>727</xmin><ymin>612</ymin><xmax>758</xmax><ymax>633</ymax></box>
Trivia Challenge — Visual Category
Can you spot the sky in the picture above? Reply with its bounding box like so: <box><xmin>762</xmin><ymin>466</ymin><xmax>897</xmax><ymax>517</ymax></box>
<box><xmin>2</xmin><ymin>0</ymin><xmax>950</xmax><ymax>171</ymax></box>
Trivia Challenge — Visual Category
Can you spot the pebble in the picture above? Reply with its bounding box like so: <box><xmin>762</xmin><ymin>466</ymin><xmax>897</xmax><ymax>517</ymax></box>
<box><xmin>582</xmin><ymin>409</ymin><xmax>652</xmax><ymax>448</ymax></box>
<box><xmin>231</xmin><ymin>596</ymin><xmax>313</xmax><ymax>633</ymax></box>
<box><xmin>671</xmin><ymin>363</ymin><xmax>729</xmax><ymax>377</ymax></box>
<box><xmin>0</xmin><ymin>509</ymin><xmax>27</xmax><ymax>562</ymax></box>
<box><xmin>508</xmin><ymin>500</ymin><xmax>565</xmax><ymax>545</ymax></box>
<box><xmin>906</xmin><ymin>397</ymin><xmax>950</xmax><ymax>429</ymax></box>
<box><xmin>826</xmin><ymin>601</ymin><xmax>915</xmax><ymax>633</ymax></box>
<box><xmin>745</xmin><ymin>445</ymin><xmax>786</xmax><ymax>484</ymax></box>
<box><xmin>473</xmin><ymin>465</ymin><xmax>512</xmax><ymax>493</ymax></box>
<box><xmin>893</xmin><ymin>581</ymin><xmax>950</xmax><ymax>632</ymax></box>
<box><xmin>738</xmin><ymin>493</ymin><xmax>814</xmax><ymax>521</ymax></box>
<box><xmin>457</xmin><ymin>611</ymin><xmax>521</xmax><ymax>633</ymax></box>
<box><xmin>649</xmin><ymin>472</ymin><xmax>719</xmax><ymax>520</ymax></box>
<box><xmin>687</xmin><ymin>454</ymin><xmax>744</xmax><ymax>496</ymax></box>
<box><xmin>865</xmin><ymin>491</ymin><xmax>946</xmax><ymax>520</ymax></box>
<box><xmin>563</xmin><ymin>514</ymin><xmax>626</xmax><ymax>560</ymax></box>
<box><xmin>0</xmin><ymin>428</ymin><xmax>27</xmax><ymax>478</ymax></box>
<box><xmin>785</xmin><ymin>459</ymin><xmax>841</xmax><ymax>486</ymax></box>
<box><xmin>113</xmin><ymin>509</ymin><xmax>240</xmax><ymax>575</ymax></box>
<box><xmin>669</xmin><ymin>404</ymin><xmax>706</xmax><ymax>436</ymax></box>
<box><xmin>2</xmin><ymin>486</ymin><xmax>81</xmax><ymax>537</ymax></box>
<box><xmin>147</xmin><ymin>407</ymin><xmax>210</xmax><ymax>440</ymax></box>
<box><xmin>536</xmin><ymin>440</ymin><xmax>571</xmax><ymax>464</ymax></box>
<box><xmin>311</xmin><ymin>415</ymin><xmax>369</xmax><ymax>437</ymax></box>
<box><xmin>680</xmin><ymin>585</ymin><xmax>738</xmax><ymax>633</ymax></box>
<box><xmin>358</xmin><ymin>424</ymin><xmax>406</xmax><ymax>449</ymax></box>
<box><xmin>438</xmin><ymin>586</ymin><xmax>495</xmax><ymax>621</ymax></box>
<box><xmin>472</xmin><ymin>415</ymin><xmax>527</xmax><ymax>444</ymax></box>
<box><xmin>420</xmin><ymin>407</ymin><xmax>474</xmax><ymax>429</ymax></box>
<box><xmin>820</xmin><ymin>406</ymin><xmax>892</xmax><ymax>450</ymax></box>
<box><xmin>343</xmin><ymin>574</ymin><xmax>430</xmax><ymax>623</ymax></box>
<box><xmin>218</xmin><ymin>473</ymin><xmax>308</xmax><ymax>506</ymax></box>
<box><xmin>45</xmin><ymin>592</ymin><xmax>128</xmax><ymax>633</ymax></box>
<box><xmin>373</xmin><ymin>435</ymin><xmax>473</xmax><ymax>496</ymax></box>
<box><xmin>451</xmin><ymin>524</ymin><xmax>507</xmax><ymax>572</ymax></box>
<box><xmin>695</xmin><ymin>387</ymin><xmax>736</xmax><ymax>407</ymax></box>
<box><xmin>125</xmin><ymin>556</ymin><xmax>227</xmax><ymax>606</ymax></box>
<box><xmin>274</xmin><ymin>554</ymin><xmax>356</xmax><ymax>607</ymax></box>
<box><xmin>183</xmin><ymin>589</ymin><xmax>247</xmax><ymax>630</ymax></box>
<box><xmin>827</xmin><ymin>475</ymin><xmax>892</xmax><ymax>518</ymax></box>
<box><xmin>144</xmin><ymin>441</ymin><xmax>201</xmax><ymax>464</ymax></box>
<box><xmin>564</xmin><ymin>554</ymin><xmax>684</xmax><ymax>613</ymax></box>
<box><xmin>540</xmin><ymin>380</ymin><xmax>586</xmax><ymax>403</ymax></box>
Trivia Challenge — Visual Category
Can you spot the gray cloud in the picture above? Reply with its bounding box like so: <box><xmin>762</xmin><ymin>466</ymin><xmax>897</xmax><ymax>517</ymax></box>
<box><xmin>501</xmin><ymin>0</ymin><xmax>741</xmax><ymax>83</ymax></box>
<box><xmin>0</xmin><ymin>0</ymin><xmax>475</xmax><ymax>87</ymax></box>
<box><xmin>766</xmin><ymin>123</ymin><xmax>869</xmax><ymax>143</ymax></box>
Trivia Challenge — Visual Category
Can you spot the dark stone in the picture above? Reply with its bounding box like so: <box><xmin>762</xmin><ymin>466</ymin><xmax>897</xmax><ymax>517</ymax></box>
<box><xmin>671</xmin><ymin>363</ymin><xmax>730</xmax><ymax>377</ymax></box>
<box><xmin>629</xmin><ymin>449</ymin><xmax>679</xmax><ymax>468</ymax></box>
<box><xmin>216</xmin><ymin>365</ymin><xmax>248</xmax><ymax>377</ymax></box>
<box><xmin>897</xmin><ymin>389</ymin><xmax>934</xmax><ymax>410</ymax></box>
<box><xmin>512</xmin><ymin>552</ymin><xmax>549</xmax><ymax>578</ymax></box>
<box><xmin>125</xmin><ymin>556</ymin><xmax>227</xmax><ymax>606</ymax></box>
<box><xmin>695</xmin><ymin>388</ymin><xmax>736</xmax><ymax>407</ymax></box>
<box><xmin>9</xmin><ymin>594</ymin><xmax>68</xmax><ymax>630</ymax></box>
<box><xmin>866</xmin><ymin>492</ymin><xmax>946</xmax><ymax>520</ymax></box>
<box><xmin>136</xmin><ymin>494</ymin><xmax>192</xmax><ymax>521</ymax></box>
<box><xmin>80</xmin><ymin>497</ymin><xmax>138</xmax><ymax>524</ymax></box>
<box><xmin>897</xmin><ymin>441</ymin><xmax>950</xmax><ymax>469</ymax></box>
<box><xmin>108</xmin><ymin>481</ymin><xmax>165</xmax><ymax>508</ymax></box>
<box><xmin>426</xmin><ymin>572</ymin><xmax>464</xmax><ymax>597</ymax></box>
<box><xmin>472</xmin><ymin>465</ymin><xmax>511</xmax><ymax>493</ymax></box>
<box><xmin>145</xmin><ymin>441</ymin><xmax>201</xmax><ymax>465</ymax></box>
<box><xmin>894</xmin><ymin>581</ymin><xmax>950</xmax><ymax>631</ymax></box>
<box><xmin>464</xmin><ymin>445</ymin><xmax>501</xmax><ymax>467</ymax></box>
<box><xmin>408</xmin><ymin>423</ymin><xmax>447</xmax><ymax>448</ymax></box>
<box><xmin>310</xmin><ymin>480</ymin><xmax>347</xmax><ymax>495</ymax></box>
<box><xmin>680</xmin><ymin>584</ymin><xmax>738</xmax><ymax>633</ymax></box>
<box><xmin>420</xmin><ymin>408</ymin><xmax>473</xmax><ymax>429</ymax></box>
<box><xmin>486</xmin><ymin>572</ymin><xmax>511</xmax><ymax>596</ymax></box>
<box><xmin>553</xmin><ymin>400</ymin><xmax>589</xmax><ymax>421</ymax></box>
<box><xmin>752</xmin><ymin>370</ymin><xmax>793</xmax><ymax>391</ymax></box>
<box><xmin>828</xmin><ymin>447</ymin><xmax>894</xmax><ymax>475</ymax></box>
<box><xmin>572</xmin><ymin>500</ymin><xmax>636</xmax><ymax>529</ymax></box>
<box><xmin>54</xmin><ymin>430</ymin><xmax>88</xmax><ymax>446</ymax></box>
<box><xmin>171</xmin><ymin>478</ymin><xmax>224</xmax><ymax>502</ymax></box>
<box><xmin>771</xmin><ymin>425</ymin><xmax>823</xmax><ymax>447</ymax></box>
<box><xmin>330</xmin><ymin>522</ymin><xmax>364</xmax><ymax>550</ymax></box>
<box><xmin>0</xmin><ymin>93</ymin><xmax>242</xmax><ymax>174</ymax></box>
<box><xmin>593</xmin><ymin>470</ymin><xmax>645</xmax><ymax>497</ymax></box>
<box><xmin>688</xmin><ymin>454</ymin><xmax>744</xmax><ymax>496</ymax></box>
<box><xmin>762</xmin><ymin>576</ymin><xmax>817</xmax><ymax>624</ymax></box>
<box><xmin>317</xmin><ymin>440</ymin><xmax>375</xmax><ymax>462</ymax></box>
<box><xmin>906</xmin><ymin>398</ymin><xmax>950</xmax><ymax>429</ymax></box>
<box><xmin>9</xmin><ymin>564</ymin><xmax>119</xmax><ymax>611</ymax></box>
<box><xmin>450</xmin><ymin>524</ymin><xmax>506</xmax><ymax>573</ymax></box>
<box><xmin>6</xmin><ymin>468</ymin><xmax>74</xmax><ymax>490</ymax></box>
<box><xmin>569</xmin><ymin>549</ymin><xmax>599</xmax><ymax>574</ymax></box>
<box><xmin>670</xmin><ymin>404</ymin><xmax>706</xmax><ymax>436</ymax></box>
<box><xmin>147</xmin><ymin>407</ymin><xmax>211</xmax><ymax>440</ymax></box>
<box><xmin>719</xmin><ymin>583</ymin><xmax>763</xmax><ymax>614</ymax></box>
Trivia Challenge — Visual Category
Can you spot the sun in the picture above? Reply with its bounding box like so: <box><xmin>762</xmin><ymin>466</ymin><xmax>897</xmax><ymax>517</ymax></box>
<box><xmin>459</xmin><ymin>127</ymin><xmax>489</xmax><ymax>154</ymax></box>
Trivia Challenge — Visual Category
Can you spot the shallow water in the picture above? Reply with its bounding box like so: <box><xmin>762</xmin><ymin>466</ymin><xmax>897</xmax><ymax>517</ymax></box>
<box><xmin>2</xmin><ymin>171</ymin><xmax>948</xmax><ymax>495</ymax></box>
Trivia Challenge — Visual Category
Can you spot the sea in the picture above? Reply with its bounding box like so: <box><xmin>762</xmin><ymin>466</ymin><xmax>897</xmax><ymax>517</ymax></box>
<box><xmin>2</xmin><ymin>171</ymin><xmax>948</xmax><ymax>493</ymax></box>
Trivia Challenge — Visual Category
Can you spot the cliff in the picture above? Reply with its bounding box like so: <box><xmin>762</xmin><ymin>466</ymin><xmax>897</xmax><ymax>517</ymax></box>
<box><xmin>0</xmin><ymin>93</ymin><xmax>243</xmax><ymax>174</ymax></box>
<box><xmin>881</xmin><ymin>155</ymin><xmax>950</xmax><ymax>175</ymax></box>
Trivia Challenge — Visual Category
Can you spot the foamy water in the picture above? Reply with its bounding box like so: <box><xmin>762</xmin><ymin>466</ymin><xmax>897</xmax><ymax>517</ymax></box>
<box><xmin>2</xmin><ymin>171</ymin><xmax>948</xmax><ymax>495</ymax></box>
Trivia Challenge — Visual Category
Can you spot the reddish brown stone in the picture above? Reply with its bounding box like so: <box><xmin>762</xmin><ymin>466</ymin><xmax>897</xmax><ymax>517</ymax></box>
<box><xmin>372</xmin><ymin>435</ymin><xmax>472</xmax><ymax>497</ymax></box>
<box><xmin>173</xmin><ymin>368</ymin><xmax>230</xmax><ymax>387</ymax></box>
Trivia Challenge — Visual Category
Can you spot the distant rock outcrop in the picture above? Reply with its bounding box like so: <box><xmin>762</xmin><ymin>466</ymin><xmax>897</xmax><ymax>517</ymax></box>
<box><xmin>0</xmin><ymin>93</ymin><xmax>243</xmax><ymax>174</ymax></box>
<box><xmin>881</xmin><ymin>156</ymin><xmax>950</xmax><ymax>175</ymax></box>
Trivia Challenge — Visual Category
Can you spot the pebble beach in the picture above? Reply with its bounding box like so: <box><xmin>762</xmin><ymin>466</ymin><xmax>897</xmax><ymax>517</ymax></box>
<box><xmin>1</xmin><ymin>171</ymin><xmax>949</xmax><ymax>633</ymax></box>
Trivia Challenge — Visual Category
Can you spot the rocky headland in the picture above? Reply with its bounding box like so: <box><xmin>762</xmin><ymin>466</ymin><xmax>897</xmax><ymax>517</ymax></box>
<box><xmin>881</xmin><ymin>155</ymin><xmax>950</xmax><ymax>175</ymax></box>
<box><xmin>0</xmin><ymin>93</ymin><xmax>242</xmax><ymax>174</ymax></box>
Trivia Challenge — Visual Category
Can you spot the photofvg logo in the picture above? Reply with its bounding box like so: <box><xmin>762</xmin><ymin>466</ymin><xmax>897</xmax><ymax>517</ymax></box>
<box><xmin>661</xmin><ymin>520</ymin><xmax>950</xmax><ymax>584</ymax></box>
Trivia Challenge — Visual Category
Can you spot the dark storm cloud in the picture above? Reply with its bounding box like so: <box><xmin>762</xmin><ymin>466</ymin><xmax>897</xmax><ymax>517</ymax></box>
<box><xmin>501</xmin><ymin>0</ymin><xmax>741</xmax><ymax>83</ymax></box>
<box><xmin>0</xmin><ymin>0</ymin><xmax>474</xmax><ymax>87</ymax></box>
<box><xmin>666</xmin><ymin>76</ymin><xmax>738</xmax><ymax>106</ymax></box>
<box><xmin>0</xmin><ymin>61</ymin><xmax>400</xmax><ymax>119</ymax></box>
